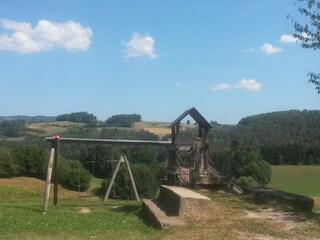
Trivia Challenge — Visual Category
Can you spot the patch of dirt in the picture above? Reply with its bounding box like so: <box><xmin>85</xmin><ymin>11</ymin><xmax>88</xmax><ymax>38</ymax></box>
<box><xmin>159</xmin><ymin>192</ymin><xmax>320</xmax><ymax>240</ymax></box>
<box><xmin>111</xmin><ymin>206</ymin><xmax>127</xmax><ymax>212</ymax></box>
<box><xmin>77</xmin><ymin>207</ymin><xmax>92</xmax><ymax>213</ymax></box>
<box><xmin>244</xmin><ymin>207</ymin><xmax>308</xmax><ymax>231</ymax></box>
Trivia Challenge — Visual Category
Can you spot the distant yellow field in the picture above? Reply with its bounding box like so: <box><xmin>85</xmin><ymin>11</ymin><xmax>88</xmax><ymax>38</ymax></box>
<box><xmin>134</xmin><ymin>121</ymin><xmax>196</xmax><ymax>138</ymax></box>
<box><xmin>134</xmin><ymin>122</ymin><xmax>171</xmax><ymax>137</ymax></box>
<box><xmin>26</xmin><ymin>121</ymin><xmax>85</xmax><ymax>136</ymax></box>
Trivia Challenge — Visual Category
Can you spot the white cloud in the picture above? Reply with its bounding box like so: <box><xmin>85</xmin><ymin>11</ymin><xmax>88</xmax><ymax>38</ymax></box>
<box><xmin>211</xmin><ymin>83</ymin><xmax>232</xmax><ymax>91</ymax></box>
<box><xmin>0</xmin><ymin>19</ymin><xmax>92</xmax><ymax>53</ymax></box>
<box><xmin>260</xmin><ymin>43</ymin><xmax>283</xmax><ymax>55</ymax></box>
<box><xmin>123</xmin><ymin>33</ymin><xmax>156</xmax><ymax>59</ymax></box>
<box><xmin>280</xmin><ymin>34</ymin><xmax>297</xmax><ymax>43</ymax></box>
<box><xmin>212</xmin><ymin>79</ymin><xmax>261</xmax><ymax>91</ymax></box>
<box><xmin>235</xmin><ymin>79</ymin><xmax>262</xmax><ymax>91</ymax></box>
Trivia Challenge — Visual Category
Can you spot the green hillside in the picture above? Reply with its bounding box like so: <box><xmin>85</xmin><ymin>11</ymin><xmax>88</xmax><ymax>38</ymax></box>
<box><xmin>233</xmin><ymin>110</ymin><xmax>320</xmax><ymax>146</ymax></box>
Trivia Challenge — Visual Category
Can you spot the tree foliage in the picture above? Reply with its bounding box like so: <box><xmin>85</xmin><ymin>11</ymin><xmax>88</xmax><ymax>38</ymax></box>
<box><xmin>12</xmin><ymin>144</ymin><xmax>48</xmax><ymax>176</ymax></box>
<box><xmin>235</xmin><ymin>176</ymin><xmax>259</xmax><ymax>189</ymax></box>
<box><xmin>0</xmin><ymin>120</ymin><xmax>25</xmax><ymax>137</ymax></box>
<box><xmin>208</xmin><ymin>110</ymin><xmax>320</xmax><ymax>166</ymax></box>
<box><xmin>290</xmin><ymin>0</ymin><xmax>320</xmax><ymax>93</ymax></box>
<box><xmin>55</xmin><ymin>157</ymin><xmax>91</xmax><ymax>191</ymax></box>
<box><xmin>105</xmin><ymin>114</ymin><xmax>141</xmax><ymax>127</ymax></box>
<box><xmin>232</xmin><ymin>110</ymin><xmax>320</xmax><ymax>146</ymax></box>
<box><xmin>102</xmin><ymin>163</ymin><xmax>158</xmax><ymax>199</ymax></box>
<box><xmin>234</xmin><ymin>148</ymin><xmax>271</xmax><ymax>186</ymax></box>
<box><xmin>0</xmin><ymin>148</ymin><xmax>19</xmax><ymax>177</ymax></box>
<box><xmin>56</xmin><ymin>112</ymin><xmax>97</xmax><ymax>126</ymax></box>
<box><xmin>54</xmin><ymin>125</ymin><xmax>163</xmax><ymax>179</ymax></box>
<box><xmin>100</xmin><ymin>128</ymin><xmax>158</xmax><ymax>141</ymax></box>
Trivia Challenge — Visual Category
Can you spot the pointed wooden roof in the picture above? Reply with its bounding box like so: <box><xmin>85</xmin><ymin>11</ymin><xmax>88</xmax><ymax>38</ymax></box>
<box><xmin>169</xmin><ymin>107</ymin><xmax>213</xmax><ymax>129</ymax></box>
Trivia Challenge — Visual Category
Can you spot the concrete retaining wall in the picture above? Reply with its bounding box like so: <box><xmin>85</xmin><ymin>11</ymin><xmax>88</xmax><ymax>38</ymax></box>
<box><xmin>142</xmin><ymin>185</ymin><xmax>211</xmax><ymax>229</ymax></box>
<box><xmin>158</xmin><ymin>185</ymin><xmax>211</xmax><ymax>216</ymax></box>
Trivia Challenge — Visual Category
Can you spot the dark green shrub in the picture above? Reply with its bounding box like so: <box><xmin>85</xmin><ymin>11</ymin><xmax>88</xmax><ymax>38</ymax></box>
<box><xmin>64</xmin><ymin>168</ymin><xmax>91</xmax><ymax>191</ymax></box>
<box><xmin>45</xmin><ymin>157</ymin><xmax>91</xmax><ymax>192</ymax></box>
<box><xmin>100</xmin><ymin>163</ymin><xmax>158</xmax><ymax>199</ymax></box>
<box><xmin>131</xmin><ymin>164</ymin><xmax>158</xmax><ymax>198</ymax></box>
<box><xmin>235</xmin><ymin>148</ymin><xmax>271</xmax><ymax>186</ymax></box>
<box><xmin>235</xmin><ymin>176</ymin><xmax>259</xmax><ymax>188</ymax></box>
<box><xmin>56</xmin><ymin>157</ymin><xmax>72</xmax><ymax>183</ymax></box>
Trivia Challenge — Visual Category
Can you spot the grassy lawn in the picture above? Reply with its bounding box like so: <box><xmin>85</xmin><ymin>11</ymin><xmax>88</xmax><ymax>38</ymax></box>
<box><xmin>0</xmin><ymin>180</ymin><xmax>159</xmax><ymax>240</ymax></box>
<box><xmin>1</xmin><ymin>176</ymin><xmax>320</xmax><ymax>240</ymax></box>
<box><xmin>0</xmin><ymin>200</ymin><xmax>158</xmax><ymax>240</ymax></box>
<box><xmin>268</xmin><ymin>165</ymin><xmax>320</xmax><ymax>197</ymax></box>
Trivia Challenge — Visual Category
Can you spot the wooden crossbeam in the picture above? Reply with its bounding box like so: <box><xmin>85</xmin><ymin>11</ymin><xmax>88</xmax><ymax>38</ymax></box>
<box><xmin>46</xmin><ymin>137</ymin><xmax>172</xmax><ymax>147</ymax></box>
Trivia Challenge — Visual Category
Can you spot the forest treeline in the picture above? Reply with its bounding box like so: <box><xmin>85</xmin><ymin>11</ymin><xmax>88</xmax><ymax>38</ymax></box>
<box><xmin>235</xmin><ymin>110</ymin><xmax>320</xmax><ymax>146</ymax></box>
<box><xmin>0</xmin><ymin>112</ymin><xmax>144</xmax><ymax>138</ymax></box>
<box><xmin>56</xmin><ymin>112</ymin><xmax>98</xmax><ymax>126</ymax></box>
<box><xmin>210</xmin><ymin>110</ymin><xmax>320</xmax><ymax>165</ymax></box>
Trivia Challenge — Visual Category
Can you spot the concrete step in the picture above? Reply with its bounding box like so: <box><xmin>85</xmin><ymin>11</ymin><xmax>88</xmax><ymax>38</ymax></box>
<box><xmin>142</xmin><ymin>199</ymin><xmax>186</xmax><ymax>229</ymax></box>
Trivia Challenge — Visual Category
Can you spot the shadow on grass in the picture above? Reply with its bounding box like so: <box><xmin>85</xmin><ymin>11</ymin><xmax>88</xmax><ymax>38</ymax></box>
<box><xmin>111</xmin><ymin>204</ymin><xmax>141</xmax><ymax>214</ymax></box>
<box><xmin>55</xmin><ymin>199</ymin><xmax>141</xmax><ymax>214</ymax></box>
<box><xmin>7</xmin><ymin>205</ymin><xmax>43</xmax><ymax>213</ymax></box>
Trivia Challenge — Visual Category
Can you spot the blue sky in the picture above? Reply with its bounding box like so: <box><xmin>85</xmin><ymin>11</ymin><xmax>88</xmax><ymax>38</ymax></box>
<box><xmin>0</xmin><ymin>0</ymin><xmax>319</xmax><ymax>124</ymax></box>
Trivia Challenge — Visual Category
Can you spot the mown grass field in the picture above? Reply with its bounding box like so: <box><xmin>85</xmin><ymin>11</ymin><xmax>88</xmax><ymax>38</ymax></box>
<box><xmin>268</xmin><ymin>165</ymin><xmax>320</xmax><ymax>197</ymax></box>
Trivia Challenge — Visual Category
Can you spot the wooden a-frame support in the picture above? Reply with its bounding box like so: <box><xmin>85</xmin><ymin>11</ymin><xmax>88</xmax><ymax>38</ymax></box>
<box><xmin>103</xmin><ymin>155</ymin><xmax>139</xmax><ymax>202</ymax></box>
<box><xmin>43</xmin><ymin>150</ymin><xmax>139</xmax><ymax>213</ymax></box>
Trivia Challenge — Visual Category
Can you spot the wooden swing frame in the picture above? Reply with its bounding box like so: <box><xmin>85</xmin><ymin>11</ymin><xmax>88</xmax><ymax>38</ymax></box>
<box><xmin>43</xmin><ymin>136</ymin><xmax>172</xmax><ymax>213</ymax></box>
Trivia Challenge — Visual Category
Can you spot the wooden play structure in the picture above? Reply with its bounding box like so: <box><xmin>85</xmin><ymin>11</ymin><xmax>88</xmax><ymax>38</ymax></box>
<box><xmin>43</xmin><ymin>107</ymin><xmax>240</xmax><ymax>213</ymax></box>
<box><xmin>167</xmin><ymin>107</ymin><xmax>227</xmax><ymax>186</ymax></box>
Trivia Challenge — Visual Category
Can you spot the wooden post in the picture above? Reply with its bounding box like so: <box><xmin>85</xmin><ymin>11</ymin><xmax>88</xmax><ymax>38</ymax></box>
<box><xmin>103</xmin><ymin>155</ymin><xmax>124</xmax><ymax>201</ymax></box>
<box><xmin>171</xmin><ymin>126</ymin><xmax>176</xmax><ymax>144</ymax></box>
<box><xmin>43</xmin><ymin>147</ymin><xmax>55</xmax><ymax>214</ymax></box>
<box><xmin>194</xmin><ymin>138</ymin><xmax>202</xmax><ymax>177</ymax></box>
<box><xmin>203</xmin><ymin>128</ymin><xmax>209</xmax><ymax>172</ymax></box>
<box><xmin>175</xmin><ymin>122</ymin><xmax>180</xmax><ymax>147</ymax></box>
<box><xmin>167</xmin><ymin>149</ymin><xmax>177</xmax><ymax>185</ymax></box>
<box><xmin>53</xmin><ymin>137</ymin><xmax>60</xmax><ymax>206</ymax></box>
<box><xmin>124</xmin><ymin>156</ymin><xmax>139</xmax><ymax>201</ymax></box>
<box><xmin>198</xmin><ymin>126</ymin><xmax>203</xmax><ymax>138</ymax></box>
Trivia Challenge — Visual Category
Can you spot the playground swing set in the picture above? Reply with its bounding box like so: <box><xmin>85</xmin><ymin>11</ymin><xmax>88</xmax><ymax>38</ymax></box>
<box><xmin>42</xmin><ymin>136</ymin><xmax>172</xmax><ymax>213</ymax></box>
